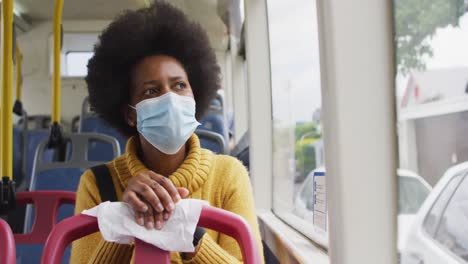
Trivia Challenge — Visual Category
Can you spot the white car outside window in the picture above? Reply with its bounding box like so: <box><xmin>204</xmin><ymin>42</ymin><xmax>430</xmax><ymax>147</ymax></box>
<box><xmin>398</xmin><ymin>170</ymin><xmax>432</xmax><ymax>251</ymax></box>
<box><xmin>292</xmin><ymin>168</ymin><xmax>431</xmax><ymax>252</ymax></box>
<box><xmin>401</xmin><ymin>162</ymin><xmax>468</xmax><ymax>264</ymax></box>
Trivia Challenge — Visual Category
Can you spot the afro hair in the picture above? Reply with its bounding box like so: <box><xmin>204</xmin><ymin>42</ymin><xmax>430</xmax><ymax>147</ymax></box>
<box><xmin>86</xmin><ymin>1</ymin><xmax>221</xmax><ymax>137</ymax></box>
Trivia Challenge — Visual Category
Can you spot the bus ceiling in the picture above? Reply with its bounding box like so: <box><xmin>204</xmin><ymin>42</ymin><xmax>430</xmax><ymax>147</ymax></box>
<box><xmin>7</xmin><ymin>0</ymin><xmax>237</xmax><ymax>52</ymax></box>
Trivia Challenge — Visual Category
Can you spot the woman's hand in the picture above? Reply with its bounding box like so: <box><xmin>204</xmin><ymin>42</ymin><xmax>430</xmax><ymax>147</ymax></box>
<box><xmin>122</xmin><ymin>171</ymin><xmax>189</xmax><ymax>229</ymax></box>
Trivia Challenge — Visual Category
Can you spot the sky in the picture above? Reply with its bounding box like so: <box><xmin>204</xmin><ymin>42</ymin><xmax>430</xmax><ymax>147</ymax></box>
<box><xmin>267</xmin><ymin>1</ymin><xmax>468</xmax><ymax>117</ymax></box>
<box><xmin>267</xmin><ymin>0</ymin><xmax>322</xmax><ymax>125</ymax></box>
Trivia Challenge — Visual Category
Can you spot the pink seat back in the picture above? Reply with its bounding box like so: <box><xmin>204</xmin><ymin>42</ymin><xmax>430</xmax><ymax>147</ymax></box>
<box><xmin>0</xmin><ymin>218</ymin><xmax>16</xmax><ymax>264</ymax></box>
<box><xmin>15</xmin><ymin>191</ymin><xmax>76</xmax><ymax>244</ymax></box>
<box><xmin>42</xmin><ymin>205</ymin><xmax>262</xmax><ymax>264</ymax></box>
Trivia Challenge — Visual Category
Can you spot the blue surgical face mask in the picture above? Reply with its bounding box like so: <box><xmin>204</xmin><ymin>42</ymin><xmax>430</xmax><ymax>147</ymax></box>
<box><xmin>129</xmin><ymin>92</ymin><xmax>200</xmax><ymax>155</ymax></box>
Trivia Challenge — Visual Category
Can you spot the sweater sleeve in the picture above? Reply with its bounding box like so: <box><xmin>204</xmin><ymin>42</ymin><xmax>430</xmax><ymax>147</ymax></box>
<box><xmin>183</xmin><ymin>157</ymin><xmax>264</xmax><ymax>264</ymax></box>
<box><xmin>70</xmin><ymin>169</ymin><xmax>134</xmax><ymax>264</ymax></box>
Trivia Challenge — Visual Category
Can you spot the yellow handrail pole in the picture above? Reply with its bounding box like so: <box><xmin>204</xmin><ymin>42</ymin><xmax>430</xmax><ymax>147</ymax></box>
<box><xmin>45</xmin><ymin>0</ymin><xmax>65</xmax><ymax>150</ymax></box>
<box><xmin>16</xmin><ymin>45</ymin><xmax>23</xmax><ymax>102</ymax></box>
<box><xmin>0</xmin><ymin>106</ymin><xmax>2</xmax><ymax>179</ymax></box>
<box><xmin>52</xmin><ymin>0</ymin><xmax>64</xmax><ymax>125</ymax></box>
<box><xmin>13</xmin><ymin>43</ymin><xmax>24</xmax><ymax>117</ymax></box>
<box><xmin>1</xmin><ymin>0</ymin><xmax>14</xmax><ymax>180</ymax></box>
<box><xmin>0</xmin><ymin>105</ymin><xmax>2</xmax><ymax>176</ymax></box>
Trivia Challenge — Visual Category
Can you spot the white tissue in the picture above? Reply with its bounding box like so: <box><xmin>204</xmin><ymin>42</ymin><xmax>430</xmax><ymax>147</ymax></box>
<box><xmin>82</xmin><ymin>199</ymin><xmax>208</xmax><ymax>252</ymax></box>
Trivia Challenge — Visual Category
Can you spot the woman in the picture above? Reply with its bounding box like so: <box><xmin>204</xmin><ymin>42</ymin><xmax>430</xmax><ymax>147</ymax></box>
<box><xmin>70</xmin><ymin>1</ymin><xmax>263</xmax><ymax>263</ymax></box>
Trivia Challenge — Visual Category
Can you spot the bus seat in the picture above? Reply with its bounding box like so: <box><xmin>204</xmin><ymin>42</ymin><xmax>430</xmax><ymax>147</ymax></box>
<box><xmin>13</xmin><ymin>127</ymin><xmax>23</xmax><ymax>184</ymax></box>
<box><xmin>34</xmin><ymin>168</ymin><xmax>84</xmax><ymax>225</ymax></box>
<box><xmin>0</xmin><ymin>218</ymin><xmax>16</xmax><ymax>264</ymax></box>
<box><xmin>236</xmin><ymin>148</ymin><xmax>250</xmax><ymax>171</ymax></box>
<box><xmin>41</xmin><ymin>205</ymin><xmax>262</xmax><ymax>264</ymax></box>
<box><xmin>80</xmin><ymin>116</ymin><xmax>127</xmax><ymax>160</ymax></box>
<box><xmin>24</xmin><ymin>130</ymin><xmax>56</xmax><ymax>188</ymax></box>
<box><xmin>14</xmin><ymin>191</ymin><xmax>75</xmax><ymax>264</ymax></box>
<box><xmin>231</xmin><ymin>131</ymin><xmax>250</xmax><ymax>171</ymax></box>
<box><xmin>18</xmin><ymin>115</ymin><xmax>51</xmax><ymax>131</ymax></box>
<box><xmin>195</xmin><ymin>129</ymin><xmax>228</xmax><ymax>154</ymax></box>
<box><xmin>13</xmin><ymin>111</ymin><xmax>30</xmax><ymax>189</ymax></box>
<box><xmin>8</xmin><ymin>114</ymin><xmax>37</xmax><ymax>235</ymax></box>
<box><xmin>26</xmin><ymin>133</ymin><xmax>121</xmax><ymax>230</ymax></box>
<box><xmin>209</xmin><ymin>94</ymin><xmax>224</xmax><ymax>112</ymax></box>
<box><xmin>198</xmin><ymin>114</ymin><xmax>229</xmax><ymax>142</ymax></box>
<box><xmin>79</xmin><ymin>97</ymin><xmax>128</xmax><ymax>153</ymax></box>
<box><xmin>22</xmin><ymin>134</ymin><xmax>119</xmax><ymax>263</ymax></box>
<box><xmin>71</xmin><ymin>116</ymin><xmax>80</xmax><ymax>133</ymax></box>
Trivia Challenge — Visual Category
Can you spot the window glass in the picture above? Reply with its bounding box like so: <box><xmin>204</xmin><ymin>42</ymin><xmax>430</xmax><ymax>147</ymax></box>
<box><xmin>398</xmin><ymin>175</ymin><xmax>431</xmax><ymax>214</ymax></box>
<box><xmin>423</xmin><ymin>173</ymin><xmax>463</xmax><ymax>236</ymax></box>
<box><xmin>299</xmin><ymin>175</ymin><xmax>314</xmax><ymax>211</ymax></box>
<box><xmin>394</xmin><ymin>0</ymin><xmax>468</xmax><ymax>253</ymax></box>
<box><xmin>66</xmin><ymin>52</ymin><xmax>93</xmax><ymax>77</ymax></box>
<box><xmin>267</xmin><ymin>0</ymin><xmax>326</xmax><ymax>246</ymax></box>
<box><xmin>49</xmin><ymin>33</ymin><xmax>98</xmax><ymax>77</ymax></box>
<box><xmin>435</xmin><ymin>175</ymin><xmax>468</xmax><ymax>261</ymax></box>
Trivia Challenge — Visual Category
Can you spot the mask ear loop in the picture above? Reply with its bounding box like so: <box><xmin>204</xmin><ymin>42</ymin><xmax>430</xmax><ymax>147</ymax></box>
<box><xmin>127</xmin><ymin>105</ymin><xmax>137</xmax><ymax>126</ymax></box>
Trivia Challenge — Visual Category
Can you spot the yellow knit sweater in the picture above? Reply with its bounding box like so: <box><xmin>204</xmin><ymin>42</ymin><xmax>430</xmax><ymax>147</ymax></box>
<box><xmin>70</xmin><ymin>134</ymin><xmax>263</xmax><ymax>264</ymax></box>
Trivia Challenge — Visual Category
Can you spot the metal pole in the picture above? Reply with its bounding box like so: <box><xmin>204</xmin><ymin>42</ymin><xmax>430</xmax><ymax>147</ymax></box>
<box><xmin>52</xmin><ymin>0</ymin><xmax>64</xmax><ymax>124</ymax></box>
<box><xmin>1</xmin><ymin>0</ymin><xmax>14</xmax><ymax>180</ymax></box>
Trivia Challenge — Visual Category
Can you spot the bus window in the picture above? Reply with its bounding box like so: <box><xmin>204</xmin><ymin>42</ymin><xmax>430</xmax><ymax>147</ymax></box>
<box><xmin>66</xmin><ymin>51</ymin><xmax>93</xmax><ymax>77</ymax></box>
<box><xmin>267</xmin><ymin>0</ymin><xmax>326</xmax><ymax>246</ymax></box>
<box><xmin>394</xmin><ymin>0</ymin><xmax>468</xmax><ymax>262</ymax></box>
<box><xmin>48</xmin><ymin>33</ymin><xmax>98</xmax><ymax>77</ymax></box>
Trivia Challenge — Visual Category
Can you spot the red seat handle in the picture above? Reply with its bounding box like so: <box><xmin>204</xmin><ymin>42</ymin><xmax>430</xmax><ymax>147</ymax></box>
<box><xmin>15</xmin><ymin>191</ymin><xmax>76</xmax><ymax>244</ymax></box>
<box><xmin>0</xmin><ymin>219</ymin><xmax>16</xmax><ymax>264</ymax></box>
<box><xmin>41</xmin><ymin>205</ymin><xmax>262</xmax><ymax>264</ymax></box>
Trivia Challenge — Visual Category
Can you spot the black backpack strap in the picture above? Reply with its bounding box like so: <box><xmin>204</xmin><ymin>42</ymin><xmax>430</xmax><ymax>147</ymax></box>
<box><xmin>90</xmin><ymin>164</ymin><xmax>118</xmax><ymax>202</ymax></box>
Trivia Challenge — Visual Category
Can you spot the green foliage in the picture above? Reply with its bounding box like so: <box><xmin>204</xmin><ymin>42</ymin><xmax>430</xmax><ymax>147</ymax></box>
<box><xmin>394</xmin><ymin>0</ymin><xmax>465</xmax><ymax>74</ymax></box>
<box><xmin>295</xmin><ymin>138</ymin><xmax>317</xmax><ymax>180</ymax></box>
<box><xmin>294</xmin><ymin>122</ymin><xmax>321</xmax><ymax>181</ymax></box>
<box><xmin>295</xmin><ymin>122</ymin><xmax>320</xmax><ymax>140</ymax></box>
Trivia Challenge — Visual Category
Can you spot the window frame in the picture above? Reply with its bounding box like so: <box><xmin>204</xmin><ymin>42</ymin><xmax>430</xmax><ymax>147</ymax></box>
<box><xmin>265</xmin><ymin>0</ymin><xmax>328</xmax><ymax>247</ymax></box>
<box><xmin>316</xmin><ymin>0</ymin><xmax>397</xmax><ymax>263</ymax></box>
<box><xmin>244</xmin><ymin>0</ymin><xmax>273</xmax><ymax>211</ymax></box>
<box><xmin>243</xmin><ymin>0</ymin><xmax>397</xmax><ymax>262</ymax></box>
